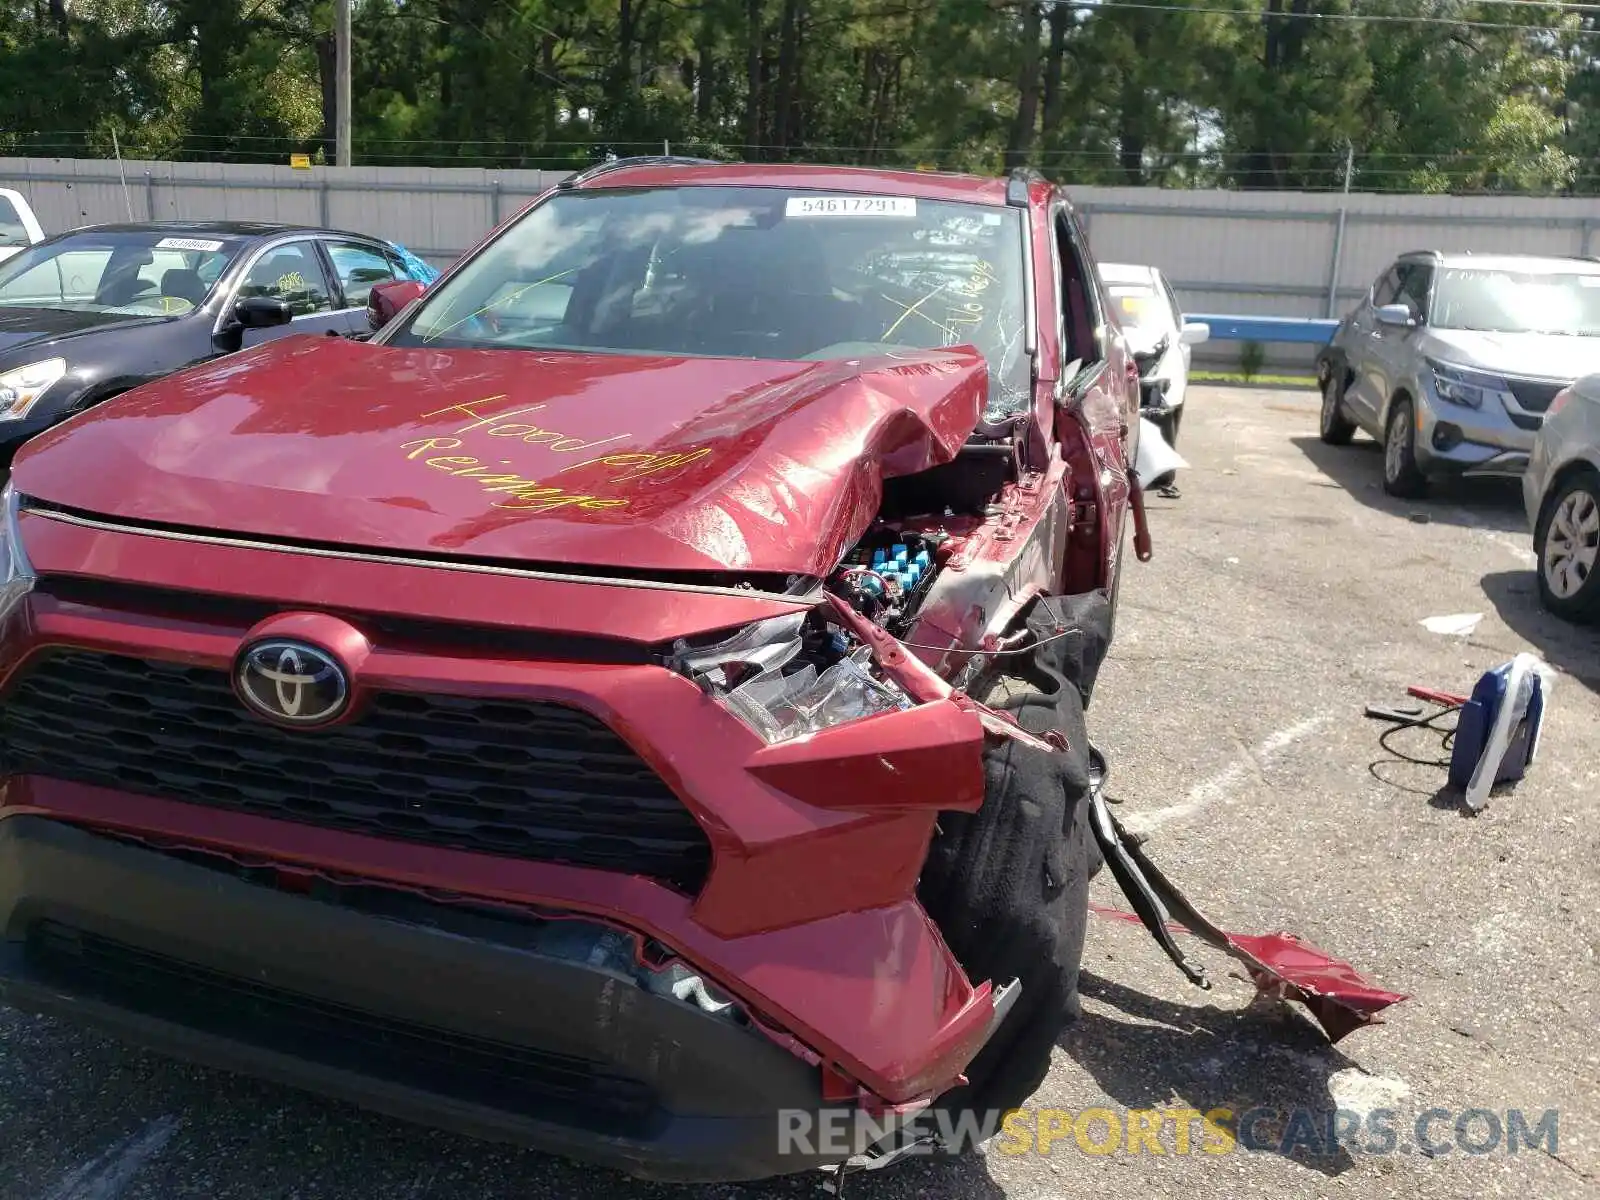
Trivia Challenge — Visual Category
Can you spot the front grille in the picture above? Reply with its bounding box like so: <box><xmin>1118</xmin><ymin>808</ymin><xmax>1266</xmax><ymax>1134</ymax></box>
<box><xmin>1507</xmin><ymin>378</ymin><xmax>1567</xmax><ymax>413</ymax></box>
<box><xmin>26</xmin><ymin>921</ymin><xmax>657</xmax><ymax>1128</ymax></box>
<box><xmin>0</xmin><ymin>651</ymin><xmax>711</xmax><ymax>892</ymax></box>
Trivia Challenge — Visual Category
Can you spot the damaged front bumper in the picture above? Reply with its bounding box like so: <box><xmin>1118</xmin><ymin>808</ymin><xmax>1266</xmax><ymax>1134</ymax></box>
<box><xmin>0</xmin><ymin>815</ymin><xmax>894</xmax><ymax>1183</ymax></box>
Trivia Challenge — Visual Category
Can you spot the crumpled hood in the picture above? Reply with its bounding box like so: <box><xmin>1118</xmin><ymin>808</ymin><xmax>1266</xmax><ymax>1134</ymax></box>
<box><xmin>13</xmin><ymin>335</ymin><xmax>988</xmax><ymax>577</ymax></box>
<box><xmin>1423</xmin><ymin>328</ymin><xmax>1600</xmax><ymax>381</ymax></box>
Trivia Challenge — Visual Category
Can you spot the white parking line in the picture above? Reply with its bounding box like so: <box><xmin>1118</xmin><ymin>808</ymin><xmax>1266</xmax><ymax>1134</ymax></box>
<box><xmin>38</xmin><ymin>1115</ymin><xmax>181</xmax><ymax>1200</ymax></box>
<box><xmin>1122</xmin><ymin>715</ymin><xmax>1328</xmax><ymax>834</ymax></box>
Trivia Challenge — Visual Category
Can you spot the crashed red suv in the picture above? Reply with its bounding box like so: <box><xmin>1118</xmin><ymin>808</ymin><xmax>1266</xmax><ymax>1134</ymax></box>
<box><xmin>0</xmin><ymin>160</ymin><xmax>1146</xmax><ymax>1177</ymax></box>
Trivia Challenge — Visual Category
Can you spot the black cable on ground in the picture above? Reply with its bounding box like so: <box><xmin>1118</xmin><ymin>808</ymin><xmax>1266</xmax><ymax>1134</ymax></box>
<box><xmin>1372</xmin><ymin>704</ymin><xmax>1460</xmax><ymax>769</ymax></box>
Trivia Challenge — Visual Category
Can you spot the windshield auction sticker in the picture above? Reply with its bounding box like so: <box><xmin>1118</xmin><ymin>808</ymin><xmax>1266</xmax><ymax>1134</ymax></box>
<box><xmin>155</xmin><ymin>237</ymin><xmax>225</xmax><ymax>252</ymax></box>
<box><xmin>785</xmin><ymin>196</ymin><xmax>916</xmax><ymax>218</ymax></box>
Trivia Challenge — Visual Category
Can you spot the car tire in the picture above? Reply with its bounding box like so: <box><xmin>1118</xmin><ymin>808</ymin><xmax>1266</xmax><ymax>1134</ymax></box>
<box><xmin>1382</xmin><ymin>397</ymin><xmax>1428</xmax><ymax>498</ymax></box>
<box><xmin>1319</xmin><ymin>372</ymin><xmax>1357</xmax><ymax>445</ymax></box>
<box><xmin>915</xmin><ymin>669</ymin><xmax>1095</xmax><ymax>1145</ymax></box>
<box><xmin>1535</xmin><ymin>470</ymin><xmax>1600</xmax><ymax>623</ymax></box>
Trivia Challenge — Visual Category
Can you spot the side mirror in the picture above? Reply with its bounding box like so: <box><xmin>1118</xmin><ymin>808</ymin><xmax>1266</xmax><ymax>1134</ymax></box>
<box><xmin>233</xmin><ymin>296</ymin><xmax>293</xmax><ymax>329</ymax></box>
<box><xmin>1374</xmin><ymin>303</ymin><xmax>1417</xmax><ymax>329</ymax></box>
<box><xmin>1179</xmin><ymin>320</ymin><xmax>1210</xmax><ymax>346</ymax></box>
<box><xmin>368</xmin><ymin>279</ymin><xmax>427</xmax><ymax>332</ymax></box>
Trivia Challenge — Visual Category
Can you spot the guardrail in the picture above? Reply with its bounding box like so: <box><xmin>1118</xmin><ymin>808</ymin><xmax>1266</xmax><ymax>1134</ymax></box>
<box><xmin>1186</xmin><ymin>314</ymin><xmax>1338</xmax><ymax>345</ymax></box>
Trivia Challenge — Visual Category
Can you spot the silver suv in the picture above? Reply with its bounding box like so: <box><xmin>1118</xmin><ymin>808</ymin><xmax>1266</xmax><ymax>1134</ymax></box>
<box><xmin>1316</xmin><ymin>251</ymin><xmax>1600</xmax><ymax>497</ymax></box>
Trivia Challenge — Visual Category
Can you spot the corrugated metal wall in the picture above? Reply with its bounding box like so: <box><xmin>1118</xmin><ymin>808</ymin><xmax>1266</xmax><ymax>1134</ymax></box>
<box><xmin>6</xmin><ymin>156</ymin><xmax>1597</xmax><ymax>365</ymax></box>
<box><xmin>1074</xmin><ymin>186</ymin><xmax>1598</xmax><ymax>324</ymax></box>
<box><xmin>2</xmin><ymin>158</ymin><xmax>569</xmax><ymax>266</ymax></box>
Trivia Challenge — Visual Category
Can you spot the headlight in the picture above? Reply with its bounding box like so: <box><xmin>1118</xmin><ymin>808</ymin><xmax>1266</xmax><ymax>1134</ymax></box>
<box><xmin>1428</xmin><ymin>359</ymin><xmax>1508</xmax><ymax>411</ymax></box>
<box><xmin>0</xmin><ymin>485</ymin><xmax>35</xmax><ymax>620</ymax></box>
<box><xmin>0</xmin><ymin>358</ymin><xmax>66</xmax><ymax>420</ymax></box>
<box><xmin>670</xmin><ymin>613</ymin><xmax>911</xmax><ymax>744</ymax></box>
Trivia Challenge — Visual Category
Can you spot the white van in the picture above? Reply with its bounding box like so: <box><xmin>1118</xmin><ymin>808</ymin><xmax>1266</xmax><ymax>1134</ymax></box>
<box><xmin>0</xmin><ymin>189</ymin><xmax>45</xmax><ymax>262</ymax></box>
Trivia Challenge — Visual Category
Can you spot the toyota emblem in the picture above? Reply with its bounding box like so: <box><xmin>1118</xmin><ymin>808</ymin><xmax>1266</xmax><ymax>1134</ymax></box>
<box><xmin>234</xmin><ymin>639</ymin><xmax>350</xmax><ymax>727</ymax></box>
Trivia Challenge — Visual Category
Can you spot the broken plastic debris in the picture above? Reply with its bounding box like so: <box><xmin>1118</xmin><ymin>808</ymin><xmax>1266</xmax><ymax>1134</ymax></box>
<box><xmin>720</xmin><ymin>656</ymin><xmax>910</xmax><ymax>743</ymax></box>
<box><xmin>1085</xmin><ymin>741</ymin><xmax>1405</xmax><ymax>1042</ymax></box>
<box><xmin>1420</xmin><ymin>612</ymin><xmax>1483</xmax><ymax>636</ymax></box>
<box><xmin>1089</xmin><ymin>905</ymin><xmax>1406</xmax><ymax>1042</ymax></box>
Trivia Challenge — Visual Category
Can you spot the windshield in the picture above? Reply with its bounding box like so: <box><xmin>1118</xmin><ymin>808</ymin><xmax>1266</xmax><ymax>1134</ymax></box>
<box><xmin>0</xmin><ymin>231</ymin><xmax>238</xmax><ymax>316</ymax></box>
<box><xmin>1432</xmin><ymin>267</ymin><xmax>1600</xmax><ymax>336</ymax></box>
<box><xmin>1107</xmin><ymin>283</ymin><xmax>1173</xmax><ymax>339</ymax></box>
<box><xmin>390</xmin><ymin>186</ymin><xmax>1030</xmax><ymax>412</ymax></box>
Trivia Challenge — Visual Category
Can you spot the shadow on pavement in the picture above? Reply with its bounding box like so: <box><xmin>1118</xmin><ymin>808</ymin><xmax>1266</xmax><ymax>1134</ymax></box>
<box><xmin>1290</xmin><ymin>436</ymin><xmax>1527</xmax><ymax>534</ymax></box>
<box><xmin>1481</xmin><ymin>569</ymin><xmax>1600</xmax><ymax>698</ymax></box>
<box><xmin>1058</xmin><ymin>972</ymin><xmax>1359</xmax><ymax>1177</ymax></box>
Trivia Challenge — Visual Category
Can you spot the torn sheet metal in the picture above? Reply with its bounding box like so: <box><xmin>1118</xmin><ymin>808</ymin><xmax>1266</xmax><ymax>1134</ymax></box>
<box><xmin>1086</xmin><ymin>747</ymin><xmax>1405</xmax><ymax>1042</ymax></box>
<box><xmin>824</xmin><ymin>592</ymin><xmax>1059</xmax><ymax>753</ymax></box>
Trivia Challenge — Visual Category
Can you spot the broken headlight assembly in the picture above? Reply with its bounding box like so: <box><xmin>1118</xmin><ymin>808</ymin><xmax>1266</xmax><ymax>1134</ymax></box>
<box><xmin>0</xmin><ymin>484</ymin><xmax>35</xmax><ymax>622</ymax></box>
<box><xmin>669</xmin><ymin>612</ymin><xmax>912</xmax><ymax>744</ymax></box>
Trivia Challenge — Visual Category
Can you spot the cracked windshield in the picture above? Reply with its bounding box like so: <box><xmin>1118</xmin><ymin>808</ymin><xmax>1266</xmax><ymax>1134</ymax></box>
<box><xmin>392</xmin><ymin>186</ymin><xmax>1030</xmax><ymax>413</ymax></box>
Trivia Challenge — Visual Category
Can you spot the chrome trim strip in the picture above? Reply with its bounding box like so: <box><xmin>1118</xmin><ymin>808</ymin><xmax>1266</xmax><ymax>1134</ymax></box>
<box><xmin>21</xmin><ymin>506</ymin><xmax>821</xmax><ymax>605</ymax></box>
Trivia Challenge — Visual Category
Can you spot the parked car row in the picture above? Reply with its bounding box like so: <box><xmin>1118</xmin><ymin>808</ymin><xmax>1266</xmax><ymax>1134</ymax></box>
<box><xmin>1316</xmin><ymin>249</ymin><xmax>1600</xmax><ymax>623</ymax></box>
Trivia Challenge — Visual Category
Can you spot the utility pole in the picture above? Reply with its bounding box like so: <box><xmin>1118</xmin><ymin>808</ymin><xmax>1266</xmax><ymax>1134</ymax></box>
<box><xmin>1324</xmin><ymin>140</ymin><xmax>1354</xmax><ymax>318</ymax></box>
<box><xmin>335</xmin><ymin>0</ymin><xmax>352</xmax><ymax>167</ymax></box>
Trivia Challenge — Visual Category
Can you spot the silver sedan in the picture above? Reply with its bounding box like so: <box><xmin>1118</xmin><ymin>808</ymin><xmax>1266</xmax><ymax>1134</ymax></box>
<box><xmin>1525</xmin><ymin>374</ymin><xmax>1600</xmax><ymax>621</ymax></box>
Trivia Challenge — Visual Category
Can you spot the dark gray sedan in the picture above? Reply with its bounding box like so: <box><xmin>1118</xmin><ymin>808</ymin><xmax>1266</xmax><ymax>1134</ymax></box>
<box><xmin>0</xmin><ymin>220</ymin><xmax>431</xmax><ymax>461</ymax></box>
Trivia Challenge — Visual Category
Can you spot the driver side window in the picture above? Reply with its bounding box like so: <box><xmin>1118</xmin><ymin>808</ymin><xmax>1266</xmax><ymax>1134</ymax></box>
<box><xmin>235</xmin><ymin>241</ymin><xmax>333</xmax><ymax>317</ymax></box>
<box><xmin>1394</xmin><ymin>263</ymin><xmax>1432</xmax><ymax>322</ymax></box>
<box><xmin>1055</xmin><ymin>208</ymin><xmax>1103</xmax><ymax>370</ymax></box>
<box><xmin>1371</xmin><ymin>266</ymin><xmax>1402</xmax><ymax>309</ymax></box>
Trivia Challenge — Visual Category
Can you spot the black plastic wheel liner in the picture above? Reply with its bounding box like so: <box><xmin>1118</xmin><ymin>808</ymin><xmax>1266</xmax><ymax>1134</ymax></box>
<box><xmin>915</xmin><ymin>594</ymin><xmax>1109</xmax><ymax>1123</ymax></box>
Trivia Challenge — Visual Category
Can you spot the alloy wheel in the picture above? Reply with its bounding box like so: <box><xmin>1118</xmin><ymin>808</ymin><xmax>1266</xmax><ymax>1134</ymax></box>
<box><xmin>1543</xmin><ymin>488</ymin><xmax>1600</xmax><ymax>600</ymax></box>
<box><xmin>1384</xmin><ymin>410</ymin><xmax>1408</xmax><ymax>482</ymax></box>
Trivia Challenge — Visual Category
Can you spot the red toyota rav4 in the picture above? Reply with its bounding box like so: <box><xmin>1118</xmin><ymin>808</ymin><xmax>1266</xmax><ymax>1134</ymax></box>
<box><xmin>0</xmin><ymin>160</ymin><xmax>1146</xmax><ymax>1178</ymax></box>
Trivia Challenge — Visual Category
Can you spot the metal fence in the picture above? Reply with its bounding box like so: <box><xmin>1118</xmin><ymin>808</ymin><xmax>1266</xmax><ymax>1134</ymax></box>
<box><xmin>7</xmin><ymin>156</ymin><xmax>1599</xmax><ymax>365</ymax></box>
<box><xmin>3</xmin><ymin>158</ymin><xmax>570</xmax><ymax>267</ymax></box>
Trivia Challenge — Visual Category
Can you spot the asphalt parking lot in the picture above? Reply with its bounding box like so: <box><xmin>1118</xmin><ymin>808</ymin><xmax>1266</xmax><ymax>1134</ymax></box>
<box><xmin>1</xmin><ymin>384</ymin><xmax>1596</xmax><ymax>1200</ymax></box>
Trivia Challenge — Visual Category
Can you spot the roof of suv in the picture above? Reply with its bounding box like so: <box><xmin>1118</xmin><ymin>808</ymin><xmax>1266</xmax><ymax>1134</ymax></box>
<box><xmin>567</xmin><ymin>158</ymin><xmax>1026</xmax><ymax>207</ymax></box>
<box><xmin>1402</xmin><ymin>250</ymin><xmax>1600</xmax><ymax>274</ymax></box>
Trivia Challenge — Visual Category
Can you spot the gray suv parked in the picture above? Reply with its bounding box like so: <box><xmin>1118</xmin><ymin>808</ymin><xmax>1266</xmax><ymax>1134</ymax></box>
<box><xmin>1316</xmin><ymin>251</ymin><xmax>1600</xmax><ymax>497</ymax></box>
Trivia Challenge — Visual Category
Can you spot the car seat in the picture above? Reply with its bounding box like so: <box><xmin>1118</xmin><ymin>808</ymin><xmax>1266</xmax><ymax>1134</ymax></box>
<box><xmin>677</xmin><ymin>226</ymin><xmax>857</xmax><ymax>358</ymax></box>
<box><xmin>160</xmin><ymin>268</ymin><xmax>209</xmax><ymax>309</ymax></box>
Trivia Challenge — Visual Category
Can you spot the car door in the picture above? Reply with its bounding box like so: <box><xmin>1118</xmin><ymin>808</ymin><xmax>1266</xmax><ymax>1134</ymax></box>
<box><xmin>228</xmin><ymin>238</ymin><xmax>348</xmax><ymax>349</ymax></box>
<box><xmin>1053</xmin><ymin>202</ymin><xmax>1136</xmax><ymax>590</ymax></box>
<box><xmin>1370</xmin><ymin>261</ymin><xmax>1432</xmax><ymax>426</ymax></box>
<box><xmin>1344</xmin><ymin>264</ymin><xmax>1401</xmax><ymax>425</ymax></box>
<box><xmin>320</xmin><ymin>237</ymin><xmax>404</xmax><ymax>335</ymax></box>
